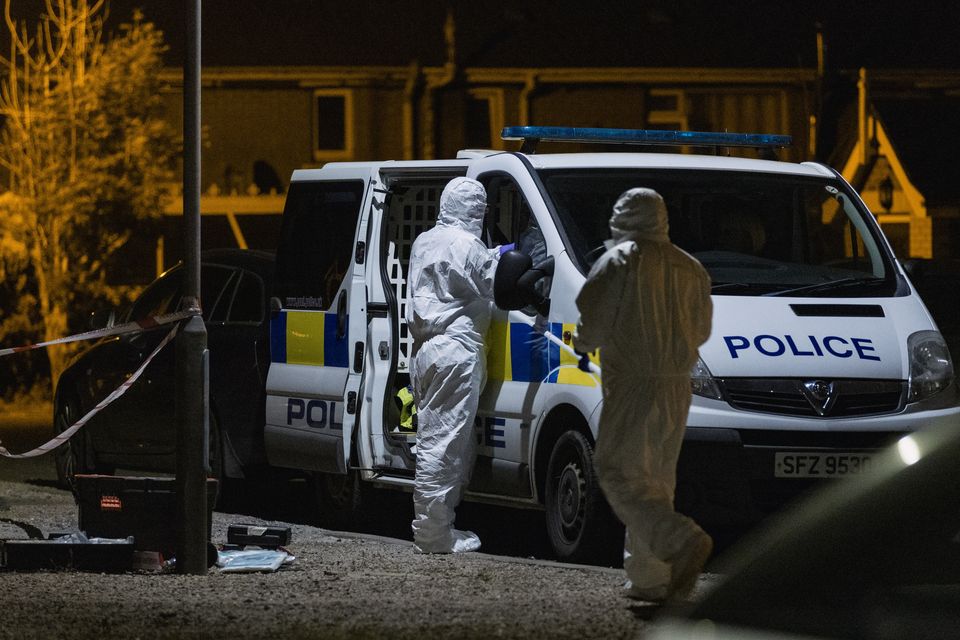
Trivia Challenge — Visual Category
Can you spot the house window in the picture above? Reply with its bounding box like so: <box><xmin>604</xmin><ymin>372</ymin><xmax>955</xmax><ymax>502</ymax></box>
<box><xmin>313</xmin><ymin>89</ymin><xmax>354</xmax><ymax>161</ymax></box>
<box><xmin>465</xmin><ymin>88</ymin><xmax>505</xmax><ymax>149</ymax></box>
<box><xmin>646</xmin><ymin>89</ymin><xmax>688</xmax><ymax>131</ymax></box>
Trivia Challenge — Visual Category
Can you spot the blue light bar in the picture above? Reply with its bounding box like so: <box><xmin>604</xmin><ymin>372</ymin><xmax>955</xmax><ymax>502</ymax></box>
<box><xmin>501</xmin><ymin>126</ymin><xmax>792</xmax><ymax>150</ymax></box>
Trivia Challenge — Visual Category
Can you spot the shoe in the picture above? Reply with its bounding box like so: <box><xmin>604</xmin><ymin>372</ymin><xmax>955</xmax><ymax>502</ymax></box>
<box><xmin>451</xmin><ymin>529</ymin><xmax>481</xmax><ymax>553</ymax></box>
<box><xmin>624</xmin><ymin>580</ymin><xmax>668</xmax><ymax>603</ymax></box>
<box><xmin>667</xmin><ymin>533</ymin><xmax>713</xmax><ymax>601</ymax></box>
<box><xmin>413</xmin><ymin>528</ymin><xmax>481</xmax><ymax>554</ymax></box>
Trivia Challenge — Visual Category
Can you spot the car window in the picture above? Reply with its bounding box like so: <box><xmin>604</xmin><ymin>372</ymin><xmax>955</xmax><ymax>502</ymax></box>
<box><xmin>275</xmin><ymin>180</ymin><xmax>365</xmax><ymax>309</ymax></box>
<box><xmin>482</xmin><ymin>173</ymin><xmax>551</xmax><ymax>314</ymax></box>
<box><xmin>130</xmin><ymin>270</ymin><xmax>182</xmax><ymax>320</ymax></box>
<box><xmin>227</xmin><ymin>271</ymin><xmax>265</xmax><ymax>323</ymax></box>
<box><xmin>539</xmin><ymin>169</ymin><xmax>898</xmax><ymax>298</ymax></box>
<box><xmin>127</xmin><ymin>262</ymin><xmax>266</xmax><ymax>325</ymax></box>
<box><xmin>201</xmin><ymin>265</ymin><xmax>239</xmax><ymax>323</ymax></box>
<box><xmin>483</xmin><ymin>174</ymin><xmax>547</xmax><ymax>264</ymax></box>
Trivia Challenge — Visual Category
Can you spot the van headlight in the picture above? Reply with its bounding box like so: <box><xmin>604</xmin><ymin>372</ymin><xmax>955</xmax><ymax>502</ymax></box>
<box><xmin>691</xmin><ymin>357</ymin><xmax>723</xmax><ymax>400</ymax></box>
<box><xmin>907</xmin><ymin>331</ymin><xmax>954</xmax><ymax>402</ymax></box>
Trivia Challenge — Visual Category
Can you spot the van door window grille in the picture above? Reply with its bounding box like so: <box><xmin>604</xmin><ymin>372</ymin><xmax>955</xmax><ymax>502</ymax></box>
<box><xmin>386</xmin><ymin>186</ymin><xmax>440</xmax><ymax>372</ymax></box>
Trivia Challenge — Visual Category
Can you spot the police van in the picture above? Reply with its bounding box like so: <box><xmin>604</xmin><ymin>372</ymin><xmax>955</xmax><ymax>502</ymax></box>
<box><xmin>264</xmin><ymin>126</ymin><xmax>959</xmax><ymax>563</ymax></box>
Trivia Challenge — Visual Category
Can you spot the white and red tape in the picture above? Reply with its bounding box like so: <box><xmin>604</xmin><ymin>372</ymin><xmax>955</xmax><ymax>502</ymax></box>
<box><xmin>0</xmin><ymin>310</ymin><xmax>194</xmax><ymax>459</ymax></box>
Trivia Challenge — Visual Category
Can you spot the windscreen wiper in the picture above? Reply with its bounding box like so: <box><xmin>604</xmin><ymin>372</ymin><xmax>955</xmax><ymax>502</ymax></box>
<box><xmin>762</xmin><ymin>277</ymin><xmax>885</xmax><ymax>297</ymax></box>
<box><xmin>711</xmin><ymin>282</ymin><xmax>788</xmax><ymax>293</ymax></box>
<box><xmin>711</xmin><ymin>282</ymin><xmax>753</xmax><ymax>292</ymax></box>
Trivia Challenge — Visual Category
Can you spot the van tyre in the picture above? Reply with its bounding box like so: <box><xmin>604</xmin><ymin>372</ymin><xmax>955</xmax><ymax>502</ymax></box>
<box><xmin>314</xmin><ymin>468</ymin><xmax>368</xmax><ymax>532</ymax></box>
<box><xmin>545</xmin><ymin>430</ymin><xmax>623</xmax><ymax>565</ymax></box>
<box><xmin>53</xmin><ymin>391</ymin><xmax>87</xmax><ymax>493</ymax></box>
<box><xmin>207</xmin><ymin>412</ymin><xmax>229</xmax><ymax>510</ymax></box>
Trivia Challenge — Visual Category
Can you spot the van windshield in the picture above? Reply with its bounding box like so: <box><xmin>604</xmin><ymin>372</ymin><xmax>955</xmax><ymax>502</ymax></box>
<box><xmin>538</xmin><ymin>169</ymin><xmax>899</xmax><ymax>297</ymax></box>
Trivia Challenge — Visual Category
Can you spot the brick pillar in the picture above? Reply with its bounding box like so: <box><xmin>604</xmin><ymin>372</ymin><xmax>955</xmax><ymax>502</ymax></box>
<box><xmin>909</xmin><ymin>216</ymin><xmax>933</xmax><ymax>258</ymax></box>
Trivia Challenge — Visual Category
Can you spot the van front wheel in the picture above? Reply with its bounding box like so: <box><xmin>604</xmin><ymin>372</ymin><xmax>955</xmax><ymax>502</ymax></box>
<box><xmin>544</xmin><ymin>430</ymin><xmax>623</xmax><ymax>565</ymax></box>
<box><xmin>314</xmin><ymin>469</ymin><xmax>366</xmax><ymax>531</ymax></box>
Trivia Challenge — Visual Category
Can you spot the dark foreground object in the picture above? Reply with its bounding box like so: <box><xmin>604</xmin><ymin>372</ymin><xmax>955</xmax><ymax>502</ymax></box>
<box><xmin>2</xmin><ymin>537</ymin><xmax>134</xmax><ymax>572</ymax></box>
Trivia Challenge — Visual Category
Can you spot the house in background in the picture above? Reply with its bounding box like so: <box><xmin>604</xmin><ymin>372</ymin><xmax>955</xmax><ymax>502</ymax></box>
<box><xmin>85</xmin><ymin>1</ymin><xmax>959</xmax><ymax>276</ymax></box>
<box><xmin>150</xmin><ymin>5</ymin><xmax>821</xmax><ymax>276</ymax></box>
<box><xmin>839</xmin><ymin>69</ymin><xmax>960</xmax><ymax>259</ymax></box>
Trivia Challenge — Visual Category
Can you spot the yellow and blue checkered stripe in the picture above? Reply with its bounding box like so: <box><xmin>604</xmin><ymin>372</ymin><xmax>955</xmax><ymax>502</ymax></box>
<box><xmin>488</xmin><ymin>321</ymin><xmax>598</xmax><ymax>386</ymax></box>
<box><xmin>270</xmin><ymin>310</ymin><xmax>350</xmax><ymax>367</ymax></box>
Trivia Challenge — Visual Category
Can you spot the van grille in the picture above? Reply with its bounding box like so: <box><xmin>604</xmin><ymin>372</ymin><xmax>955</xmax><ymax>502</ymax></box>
<box><xmin>719</xmin><ymin>378</ymin><xmax>906</xmax><ymax>417</ymax></box>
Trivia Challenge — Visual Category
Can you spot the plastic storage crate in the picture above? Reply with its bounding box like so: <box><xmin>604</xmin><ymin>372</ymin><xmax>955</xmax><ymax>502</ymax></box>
<box><xmin>76</xmin><ymin>475</ymin><xmax>217</xmax><ymax>558</ymax></box>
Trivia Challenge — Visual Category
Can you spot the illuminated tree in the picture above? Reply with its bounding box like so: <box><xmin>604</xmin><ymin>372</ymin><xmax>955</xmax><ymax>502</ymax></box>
<box><xmin>0</xmin><ymin>1</ymin><xmax>176</xmax><ymax>392</ymax></box>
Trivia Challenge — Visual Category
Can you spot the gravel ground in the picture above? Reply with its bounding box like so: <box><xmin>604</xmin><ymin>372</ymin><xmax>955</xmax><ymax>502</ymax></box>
<box><xmin>0</xmin><ymin>408</ymin><xmax>719</xmax><ymax>639</ymax></box>
<box><xmin>0</xmin><ymin>475</ymin><xmax>711</xmax><ymax>639</ymax></box>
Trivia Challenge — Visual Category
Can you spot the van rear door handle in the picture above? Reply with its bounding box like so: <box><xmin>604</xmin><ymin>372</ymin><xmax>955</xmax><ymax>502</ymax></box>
<box><xmin>336</xmin><ymin>290</ymin><xmax>347</xmax><ymax>339</ymax></box>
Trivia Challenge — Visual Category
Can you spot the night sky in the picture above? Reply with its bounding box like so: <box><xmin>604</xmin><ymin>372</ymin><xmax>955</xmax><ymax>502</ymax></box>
<box><xmin>2</xmin><ymin>1</ymin><xmax>958</xmax><ymax>70</ymax></box>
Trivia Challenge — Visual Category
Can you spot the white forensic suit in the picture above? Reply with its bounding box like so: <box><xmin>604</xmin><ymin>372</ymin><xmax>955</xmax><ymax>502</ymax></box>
<box><xmin>573</xmin><ymin>188</ymin><xmax>714</xmax><ymax>601</ymax></box>
<box><xmin>406</xmin><ymin>177</ymin><xmax>499</xmax><ymax>553</ymax></box>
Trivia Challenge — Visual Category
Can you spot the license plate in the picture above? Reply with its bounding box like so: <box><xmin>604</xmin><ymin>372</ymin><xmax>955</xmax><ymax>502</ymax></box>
<box><xmin>774</xmin><ymin>452</ymin><xmax>873</xmax><ymax>478</ymax></box>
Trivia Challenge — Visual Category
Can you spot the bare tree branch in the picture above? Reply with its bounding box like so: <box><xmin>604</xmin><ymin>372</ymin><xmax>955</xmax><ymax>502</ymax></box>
<box><xmin>4</xmin><ymin>0</ymin><xmax>28</xmax><ymax>55</ymax></box>
<box><xmin>1</xmin><ymin>1</ymin><xmax>176</xmax><ymax>388</ymax></box>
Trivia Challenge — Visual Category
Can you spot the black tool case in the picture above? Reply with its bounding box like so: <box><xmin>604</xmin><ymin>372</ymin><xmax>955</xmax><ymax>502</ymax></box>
<box><xmin>76</xmin><ymin>475</ymin><xmax>217</xmax><ymax>557</ymax></box>
<box><xmin>227</xmin><ymin>524</ymin><xmax>292</xmax><ymax>549</ymax></box>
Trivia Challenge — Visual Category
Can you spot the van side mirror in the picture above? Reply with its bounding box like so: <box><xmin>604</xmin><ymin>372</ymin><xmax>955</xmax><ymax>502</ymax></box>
<box><xmin>902</xmin><ymin>258</ymin><xmax>925</xmax><ymax>280</ymax></box>
<box><xmin>494</xmin><ymin>250</ymin><xmax>554</xmax><ymax>316</ymax></box>
<box><xmin>494</xmin><ymin>250</ymin><xmax>532</xmax><ymax>310</ymax></box>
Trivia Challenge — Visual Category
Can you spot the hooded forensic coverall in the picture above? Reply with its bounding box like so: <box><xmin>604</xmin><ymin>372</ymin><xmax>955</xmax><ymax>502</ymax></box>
<box><xmin>406</xmin><ymin>177</ymin><xmax>499</xmax><ymax>553</ymax></box>
<box><xmin>574</xmin><ymin>187</ymin><xmax>713</xmax><ymax>600</ymax></box>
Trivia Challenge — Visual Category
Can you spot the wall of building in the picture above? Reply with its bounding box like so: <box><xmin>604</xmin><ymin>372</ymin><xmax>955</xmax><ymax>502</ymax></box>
<box><xmin>355</xmin><ymin>87</ymin><xmax>406</xmax><ymax>161</ymax></box>
<box><xmin>148</xmin><ymin>66</ymin><xmax>818</xmax><ymax>280</ymax></box>
<box><xmin>532</xmin><ymin>85</ymin><xmax>646</xmax><ymax>129</ymax></box>
<box><xmin>162</xmin><ymin>87</ymin><xmax>313</xmax><ymax>196</ymax></box>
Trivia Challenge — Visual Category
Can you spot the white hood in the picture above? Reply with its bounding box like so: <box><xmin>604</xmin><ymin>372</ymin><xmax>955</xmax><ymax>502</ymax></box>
<box><xmin>436</xmin><ymin>176</ymin><xmax>486</xmax><ymax>237</ymax></box>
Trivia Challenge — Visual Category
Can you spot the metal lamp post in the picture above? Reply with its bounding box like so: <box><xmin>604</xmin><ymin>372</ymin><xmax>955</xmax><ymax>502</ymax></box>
<box><xmin>175</xmin><ymin>0</ymin><xmax>210</xmax><ymax>575</ymax></box>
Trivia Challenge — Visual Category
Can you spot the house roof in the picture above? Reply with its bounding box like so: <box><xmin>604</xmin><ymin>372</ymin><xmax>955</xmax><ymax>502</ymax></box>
<box><xmin>875</xmin><ymin>97</ymin><xmax>960</xmax><ymax>206</ymax></box>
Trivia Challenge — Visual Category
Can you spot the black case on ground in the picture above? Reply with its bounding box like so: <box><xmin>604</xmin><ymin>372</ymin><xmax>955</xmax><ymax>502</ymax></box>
<box><xmin>76</xmin><ymin>474</ymin><xmax>217</xmax><ymax>558</ymax></box>
<box><xmin>226</xmin><ymin>524</ymin><xmax>291</xmax><ymax>549</ymax></box>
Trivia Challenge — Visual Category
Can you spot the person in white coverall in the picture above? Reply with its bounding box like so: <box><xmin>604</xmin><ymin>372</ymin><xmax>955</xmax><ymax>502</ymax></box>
<box><xmin>574</xmin><ymin>187</ymin><xmax>713</xmax><ymax>601</ymax></box>
<box><xmin>406</xmin><ymin>177</ymin><xmax>499</xmax><ymax>554</ymax></box>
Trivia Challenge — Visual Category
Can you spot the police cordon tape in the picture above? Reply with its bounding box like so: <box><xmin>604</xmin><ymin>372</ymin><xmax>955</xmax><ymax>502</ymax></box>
<box><xmin>507</xmin><ymin>310</ymin><xmax>602</xmax><ymax>377</ymax></box>
<box><xmin>0</xmin><ymin>310</ymin><xmax>192</xmax><ymax>358</ymax></box>
<box><xmin>0</xmin><ymin>310</ymin><xmax>193</xmax><ymax>459</ymax></box>
<box><xmin>0</xmin><ymin>310</ymin><xmax>594</xmax><ymax>458</ymax></box>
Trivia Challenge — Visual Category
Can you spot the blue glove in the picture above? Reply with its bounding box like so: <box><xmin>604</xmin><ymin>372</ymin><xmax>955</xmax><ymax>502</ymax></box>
<box><xmin>498</xmin><ymin>243</ymin><xmax>516</xmax><ymax>255</ymax></box>
<box><xmin>576</xmin><ymin>351</ymin><xmax>592</xmax><ymax>372</ymax></box>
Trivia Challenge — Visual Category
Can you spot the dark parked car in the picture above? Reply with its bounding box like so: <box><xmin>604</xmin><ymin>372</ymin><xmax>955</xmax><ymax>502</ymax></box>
<box><xmin>650</xmin><ymin>418</ymin><xmax>960</xmax><ymax>639</ymax></box>
<box><xmin>53</xmin><ymin>249</ymin><xmax>274</xmax><ymax>492</ymax></box>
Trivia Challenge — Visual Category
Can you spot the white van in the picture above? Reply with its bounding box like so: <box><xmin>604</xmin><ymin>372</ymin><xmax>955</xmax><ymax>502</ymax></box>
<box><xmin>263</xmin><ymin>127</ymin><xmax>958</xmax><ymax>563</ymax></box>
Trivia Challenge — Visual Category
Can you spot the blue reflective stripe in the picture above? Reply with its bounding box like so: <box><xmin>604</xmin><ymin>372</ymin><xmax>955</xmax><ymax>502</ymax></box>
<box><xmin>507</xmin><ymin>322</ymin><xmax>562</xmax><ymax>383</ymax></box>
<box><xmin>508</xmin><ymin>322</ymin><xmax>535</xmax><ymax>382</ymax></box>
<box><xmin>270</xmin><ymin>312</ymin><xmax>287</xmax><ymax>363</ymax></box>
<box><xmin>501</xmin><ymin>126</ymin><xmax>792</xmax><ymax>148</ymax></box>
<box><xmin>323</xmin><ymin>313</ymin><xmax>350</xmax><ymax>368</ymax></box>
